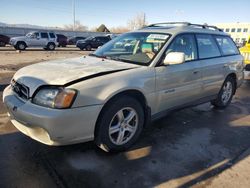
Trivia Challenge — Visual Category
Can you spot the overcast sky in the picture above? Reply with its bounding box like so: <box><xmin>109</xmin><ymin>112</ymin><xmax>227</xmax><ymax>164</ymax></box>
<box><xmin>1</xmin><ymin>0</ymin><xmax>249</xmax><ymax>28</ymax></box>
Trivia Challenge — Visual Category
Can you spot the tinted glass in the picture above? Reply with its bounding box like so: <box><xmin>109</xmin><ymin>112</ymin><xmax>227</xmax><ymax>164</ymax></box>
<box><xmin>49</xmin><ymin>33</ymin><xmax>55</xmax><ymax>38</ymax></box>
<box><xmin>166</xmin><ymin>34</ymin><xmax>197</xmax><ymax>61</ymax></box>
<box><xmin>231</xmin><ymin>28</ymin><xmax>235</xmax><ymax>32</ymax></box>
<box><xmin>41</xmin><ymin>32</ymin><xmax>49</xmax><ymax>38</ymax></box>
<box><xmin>237</xmin><ymin>28</ymin><xmax>242</xmax><ymax>32</ymax></box>
<box><xmin>215</xmin><ymin>36</ymin><xmax>239</xmax><ymax>55</ymax></box>
<box><xmin>196</xmin><ymin>34</ymin><xmax>221</xmax><ymax>59</ymax></box>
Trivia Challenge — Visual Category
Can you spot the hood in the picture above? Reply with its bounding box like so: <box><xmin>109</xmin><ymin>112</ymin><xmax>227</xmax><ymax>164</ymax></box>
<box><xmin>13</xmin><ymin>56</ymin><xmax>140</xmax><ymax>96</ymax></box>
<box><xmin>11</xmin><ymin>36</ymin><xmax>27</xmax><ymax>41</ymax></box>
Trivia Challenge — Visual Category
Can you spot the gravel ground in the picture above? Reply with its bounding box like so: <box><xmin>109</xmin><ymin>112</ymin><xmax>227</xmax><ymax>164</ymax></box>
<box><xmin>0</xmin><ymin>47</ymin><xmax>250</xmax><ymax>188</ymax></box>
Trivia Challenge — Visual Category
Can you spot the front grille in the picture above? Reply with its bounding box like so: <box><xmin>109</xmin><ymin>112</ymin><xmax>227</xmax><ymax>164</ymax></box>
<box><xmin>11</xmin><ymin>79</ymin><xmax>29</xmax><ymax>100</ymax></box>
<box><xmin>242</xmin><ymin>52</ymin><xmax>250</xmax><ymax>61</ymax></box>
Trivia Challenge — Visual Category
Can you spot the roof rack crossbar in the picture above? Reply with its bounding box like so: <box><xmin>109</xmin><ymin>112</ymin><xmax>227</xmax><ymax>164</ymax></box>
<box><xmin>145</xmin><ymin>22</ymin><xmax>223</xmax><ymax>32</ymax></box>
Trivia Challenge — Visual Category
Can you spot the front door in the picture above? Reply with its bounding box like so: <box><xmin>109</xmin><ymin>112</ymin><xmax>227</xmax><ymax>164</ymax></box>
<box><xmin>155</xmin><ymin>34</ymin><xmax>203</xmax><ymax>114</ymax></box>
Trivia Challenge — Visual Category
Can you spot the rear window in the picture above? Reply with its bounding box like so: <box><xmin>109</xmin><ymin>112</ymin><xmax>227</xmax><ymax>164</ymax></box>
<box><xmin>41</xmin><ymin>32</ymin><xmax>49</xmax><ymax>38</ymax></box>
<box><xmin>215</xmin><ymin>36</ymin><xmax>239</xmax><ymax>55</ymax></box>
<box><xmin>49</xmin><ymin>33</ymin><xmax>56</xmax><ymax>38</ymax></box>
<box><xmin>196</xmin><ymin>34</ymin><xmax>221</xmax><ymax>59</ymax></box>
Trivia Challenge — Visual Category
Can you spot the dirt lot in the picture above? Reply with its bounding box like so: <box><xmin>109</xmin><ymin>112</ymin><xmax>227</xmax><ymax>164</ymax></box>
<box><xmin>0</xmin><ymin>47</ymin><xmax>250</xmax><ymax>188</ymax></box>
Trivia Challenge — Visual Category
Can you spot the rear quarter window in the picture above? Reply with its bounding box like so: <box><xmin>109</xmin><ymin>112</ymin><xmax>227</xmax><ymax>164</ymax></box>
<box><xmin>49</xmin><ymin>33</ymin><xmax>56</xmax><ymax>38</ymax></box>
<box><xmin>215</xmin><ymin>36</ymin><xmax>239</xmax><ymax>55</ymax></box>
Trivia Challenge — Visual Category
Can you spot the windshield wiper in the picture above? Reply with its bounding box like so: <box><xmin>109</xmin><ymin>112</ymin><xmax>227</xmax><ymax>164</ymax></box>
<box><xmin>88</xmin><ymin>53</ymin><xmax>107</xmax><ymax>58</ymax></box>
<box><xmin>107</xmin><ymin>56</ymin><xmax>135</xmax><ymax>64</ymax></box>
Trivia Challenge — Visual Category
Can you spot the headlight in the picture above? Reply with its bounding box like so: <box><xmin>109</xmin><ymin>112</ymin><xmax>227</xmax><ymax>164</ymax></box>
<box><xmin>32</xmin><ymin>87</ymin><xmax>77</xmax><ymax>109</ymax></box>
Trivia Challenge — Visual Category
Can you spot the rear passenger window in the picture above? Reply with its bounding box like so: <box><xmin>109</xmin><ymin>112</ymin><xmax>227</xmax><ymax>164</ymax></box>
<box><xmin>49</xmin><ymin>33</ymin><xmax>55</xmax><ymax>38</ymax></box>
<box><xmin>166</xmin><ymin>34</ymin><xmax>197</xmax><ymax>61</ymax></box>
<box><xmin>41</xmin><ymin>33</ymin><xmax>49</xmax><ymax>38</ymax></box>
<box><xmin>215</xmin><ymin>36</ymin><xmax>239</xmax><ymax>55</ymax></box>
<box><xmin>196</xmin><ymin>34</ymin><xmax>221</xmax><ymax>59</ymax></box>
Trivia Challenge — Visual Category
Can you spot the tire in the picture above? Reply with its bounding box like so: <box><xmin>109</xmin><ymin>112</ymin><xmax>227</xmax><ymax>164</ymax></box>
<box><xmin>85</xmin><ymin>44</ymin><xmax>92</xmax><ymax>51</ymax></box>
<box><xmin>0</xmin><ymin>41</ymin><xmax>6</xmax><ymax>47</ymax></box>
<box><xmin>47</xmin><ymin>43</ymin><xmax>55</xmax><ymax>51</ymax></box>
<box><xmin>95</xmin><ymin>96</ymin><xmax>144</xmax><ymax>152</ymax></box>
<box><xmin>16</xmin><ymin>42</ymin><xmax>26</xmax><ymax>50</ymax></box>
<box><xmin>211</xmin><ymin>76</ymin><xmax>236</xmax><ymax>109</ymax></box>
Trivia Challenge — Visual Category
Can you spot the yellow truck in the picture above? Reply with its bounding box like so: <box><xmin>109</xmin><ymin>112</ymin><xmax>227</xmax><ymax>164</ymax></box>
<box><xmin>240</xmin><ymin>37</ymin><xmax>250</xmax><ymax>71</ymax></box>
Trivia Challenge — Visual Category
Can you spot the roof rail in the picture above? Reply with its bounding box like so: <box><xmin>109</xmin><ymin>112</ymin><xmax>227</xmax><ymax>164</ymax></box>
<box><xmin>145</xmin><ymin>22</ymin><xmax>223</xmax><ymax>32</ymax></box>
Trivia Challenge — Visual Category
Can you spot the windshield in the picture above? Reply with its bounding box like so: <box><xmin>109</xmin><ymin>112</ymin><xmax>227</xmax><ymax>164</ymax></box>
<box><xmin>26</xmin><ymin>32</ymin><xmax>34</xmax><ymax>37</ymax></box>
<box><xmin>93</xmin><ymin>32</ymin><xmax>170</xmax><ymax>65</ymax></box>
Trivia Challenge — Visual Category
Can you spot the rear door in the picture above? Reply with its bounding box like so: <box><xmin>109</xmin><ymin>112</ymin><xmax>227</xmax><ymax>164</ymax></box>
<box><xmin>155</xmin><ymin>34</ymin><xmax>203</xmax><ymax>113</ymax></box>
<box><xmin>40</xmin><ymin>32</ymin><xmax>49</xmax><ymax>46</ymax></box>
<box><xmin>196</xmin><ymin>34</ymin><xmax>224</xmax><ymax>97</ymax></box>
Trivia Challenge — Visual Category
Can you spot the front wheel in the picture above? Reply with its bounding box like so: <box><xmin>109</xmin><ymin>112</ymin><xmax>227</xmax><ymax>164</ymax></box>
<box><xmin>85</xmin><ymin>44</ymin><xmax>92</xmax><ymax>51</ymax></box>
<box><xmin>211</xmin><ymin>76</ymin><xmax>235</xmax><ymax>108</ymax></box>
<box><xmin>16</xmin><ymin>42</ymin><xmax>26</xmax><ymax>50</ymax></box>
<box><xmin>95</xmin><ymin>97</ymin><xmax>144</xmax><ymax>152</ymax></box>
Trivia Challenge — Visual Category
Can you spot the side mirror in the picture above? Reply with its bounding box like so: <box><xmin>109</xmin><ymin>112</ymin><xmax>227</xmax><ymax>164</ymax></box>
<box><xmin>163</xmin><ymin>52</ymin><xmax>185</xmax><ymax>65</ymax></box>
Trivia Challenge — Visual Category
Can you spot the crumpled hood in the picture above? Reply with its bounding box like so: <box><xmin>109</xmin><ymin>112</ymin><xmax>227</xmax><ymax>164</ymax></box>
<box><xmin>13</xmin><ymin>56</ymin><xmax>140</xmax><ymax>96</ymax></box>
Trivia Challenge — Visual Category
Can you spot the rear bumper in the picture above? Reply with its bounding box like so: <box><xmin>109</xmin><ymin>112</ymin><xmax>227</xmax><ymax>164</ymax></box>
<box><xmin>3</xmin><ymin>85</ymin><xmax>102</xmax><ymax>145</ymax></box>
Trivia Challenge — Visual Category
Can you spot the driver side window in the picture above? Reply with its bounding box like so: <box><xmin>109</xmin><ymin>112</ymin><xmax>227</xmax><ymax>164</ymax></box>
<box><xmin>166</xmin><ymin>34</ymin><xmax>197</xmax><ymax>61</ymax></box>
<box><xmin>34</xmin><ymin>32</ymin><xmax>39</xmax><ymax>38</ymax></box>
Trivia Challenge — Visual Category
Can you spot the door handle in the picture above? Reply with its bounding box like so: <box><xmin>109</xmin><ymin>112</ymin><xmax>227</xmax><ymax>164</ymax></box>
<box><xmin>193</xmin><ymin>70</ymin><xmax>199</xmax><ymax>74</ymax></box>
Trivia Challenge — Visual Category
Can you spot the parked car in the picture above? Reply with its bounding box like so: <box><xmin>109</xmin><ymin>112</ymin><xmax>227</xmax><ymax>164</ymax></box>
<box><xmin>0</xmin><ymin>34</ymin><xmax>10</xmax><ymax>47</ymax></box>
<box><xmin>76</xmin><ymin>36</ymin><xmax>111</xmax><ymax>50</ymax></box>
<box><xmin>67</xmin><ymin>36</ymin><xmax>86</xmax><ymax>45</ymax></box>
<box><xmin>239</xmin><ymin>36</ymin><xmax>250</xmax><ymax>71</ymax></box>
<box><xmin>9</xmin><ymin>31</ymin><xmax>58</xmax><ymax>50</ymax></box>
<box><xmin>3</xmin><ymin>22</ymin><xmax>244</xmax><ymax>152</ymax></box>
<box><xmin>56</xmin><ymin>34</ymin><xmax>67</xmax><ymax>47</ymax></box>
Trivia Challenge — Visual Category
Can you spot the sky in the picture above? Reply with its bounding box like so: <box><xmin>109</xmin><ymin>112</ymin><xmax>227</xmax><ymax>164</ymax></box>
<box><xmin>1</xmin><ymin>0</ymin><xmax>250</xmax><ymax>29</ymax></box>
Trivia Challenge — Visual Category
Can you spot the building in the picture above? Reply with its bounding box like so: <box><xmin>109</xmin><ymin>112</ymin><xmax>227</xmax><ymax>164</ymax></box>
<box><xmin>215</xmin><ymin>23</ymin><xmax>250</xmax><ymax>45</ymax></box>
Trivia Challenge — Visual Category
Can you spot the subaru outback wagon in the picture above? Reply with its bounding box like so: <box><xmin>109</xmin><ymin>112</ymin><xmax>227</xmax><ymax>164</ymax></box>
<box><xmin>3</xmin><ymin>22</ymin><xmax>244</xmax><ymax>152</ymax></box>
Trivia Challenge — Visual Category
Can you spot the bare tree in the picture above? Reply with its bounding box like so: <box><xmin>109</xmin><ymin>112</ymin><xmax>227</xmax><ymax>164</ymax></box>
<box><xmin>64</xmin><ymin>20</ymin><xmax>88</xmax><ymax>31</ymax></box>
<box><xmin>109</xmin><ymin>26</ymin><xmax>130</xmax><ymax>33</ymax></box>
<box><xmin>127</xmin><ymin>12</ymin><xmax>147</xmax><ymax>30</ymax></box>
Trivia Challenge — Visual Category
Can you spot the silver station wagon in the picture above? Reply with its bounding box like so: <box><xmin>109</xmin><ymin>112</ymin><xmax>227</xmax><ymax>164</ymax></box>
<box><xmin>3</xmin><ymin>22</ymin><xmax>244</xmax><ymax>152</ymax></box>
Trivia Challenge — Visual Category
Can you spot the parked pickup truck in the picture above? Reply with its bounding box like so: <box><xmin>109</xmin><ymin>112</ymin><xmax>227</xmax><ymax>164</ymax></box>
<box><xmin>9</xmin><ymin>31</ymin><xmax>58</xmax><ymax>51</ymax></box>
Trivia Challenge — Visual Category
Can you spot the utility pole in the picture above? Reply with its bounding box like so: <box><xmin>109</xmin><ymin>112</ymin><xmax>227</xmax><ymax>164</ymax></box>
<box><xmin>72</xmin><ymin>0</ymin><xmax>75</xmax><ymax>31</ymax></box>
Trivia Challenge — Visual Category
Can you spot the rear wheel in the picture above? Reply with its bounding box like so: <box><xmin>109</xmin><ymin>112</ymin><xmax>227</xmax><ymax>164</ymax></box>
<box><xmin>47</xmin><ymin>43</ymin><xmax>55</xmax><ymax>51</ymax></box>
<box><xmin>95</xmin><ymin>96</ymin><xmax>144</xmax><ymax>152</ymax></box>
<box><xmin>0</xmin><ymin>41</ymin><xmax>6</xmax><ymax>47</ymax></box>
<box><xmin>211</xmin><ymin>76</ymin><xmax>236</xmax><ymax>108</ymax></box>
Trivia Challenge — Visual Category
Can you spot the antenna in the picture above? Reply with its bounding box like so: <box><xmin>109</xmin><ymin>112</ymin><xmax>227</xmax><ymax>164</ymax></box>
<box><xmin>72</xmin><ymin>0</ymin><xmax>76</xmax><ymax>31</ymax></box>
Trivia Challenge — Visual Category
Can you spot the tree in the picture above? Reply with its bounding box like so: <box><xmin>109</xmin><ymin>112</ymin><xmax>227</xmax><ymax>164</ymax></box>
<box><xmin>127</xmin><ymin>12</ymin><xmax>147</xmax><ymax>30</ymax></box>
<box><xmin>96</xmin><ymin>24</ymin><xmax>110</xmax><ymax>32</ymax></box>
<box><xmin>64</xmin><ymin>20</ymin><xmax>88</xmax><ymax>31</ymax></box>
<box><xmin>109</xmin><ymin>26</ymin><xmax>130</xmax><ymax>33</ymax></box>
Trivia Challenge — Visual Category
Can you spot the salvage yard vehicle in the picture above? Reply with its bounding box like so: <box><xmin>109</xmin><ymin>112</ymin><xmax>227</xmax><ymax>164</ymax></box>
<box><xmin>9</xmin><ymin>31</ymin><xmax>58</xmax><ymax>50</ymax></box>
<box><xmin>76</xmin><ymin>36</ymin><xmax>111</xmax><ymax>50</ymax></box>
<box><xmin>0</xmin><ymin>34</ymin><xmax>10</xmax><ymax>46</ymax></box>
<box><xmin>240</xmin><ymin>36</ymin><xmax>250</xmax><ymax>71</ymax></box>
<box><xmin>3</xmin><ymin>22</ymin><xmax>244</xmax><ymax>152</ymax></box>
<box><xmin>56</xmin><ymin>34</ymin><xmax>68</xmax><ymax>47</ymax></box>
<box><xmin>67</xmin><ymin>36</ymin><xmax>86</xmax><ymax>45</ymax></box>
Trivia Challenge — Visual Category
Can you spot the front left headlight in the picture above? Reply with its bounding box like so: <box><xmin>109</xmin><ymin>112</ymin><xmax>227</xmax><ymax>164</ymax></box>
<box><xmin>32</xmin><ymin>87</ymin><xmax>77</xmax><ymax>109</ymax></box>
